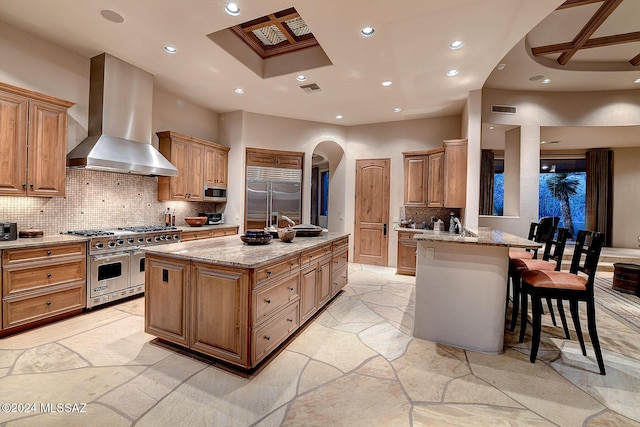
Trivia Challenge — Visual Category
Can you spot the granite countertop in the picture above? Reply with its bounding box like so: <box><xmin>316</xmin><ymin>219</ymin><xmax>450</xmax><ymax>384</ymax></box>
<box><xmin>0</xmin><ymin>234</ymin><xmax>89</xmax><ymax>250</ymax></box>
<box><xmin>143</xmin><ymin>232</ymin><xmax>350</xmax><ymax>269</ymax></box>
<box><xmin>413</xmin><ymin>227</ymin><xmax>540</xmax><ymax>249</ymax></box>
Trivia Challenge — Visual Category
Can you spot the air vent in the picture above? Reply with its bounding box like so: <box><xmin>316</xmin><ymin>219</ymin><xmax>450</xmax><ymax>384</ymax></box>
<box><xmin>491</xmin><ymin>105</ymin><xmax>517</xmax><ymax>114</ymax></box>
<box><xmin>299</xmin><ymin>82</ymin><xmax>323</xmax><ymax>93</ymax></box>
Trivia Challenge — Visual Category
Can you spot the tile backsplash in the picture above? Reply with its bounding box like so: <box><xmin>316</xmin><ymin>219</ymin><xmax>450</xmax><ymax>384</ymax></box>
<box><xmin>0</xmin><ymin>169</ymin><xmax>221</xmax><ymax>235</ymax></box>
<box><xmin>401</xmin><ymin>206</ymin><xmax>463</xmax><ymax>229</ymax></box>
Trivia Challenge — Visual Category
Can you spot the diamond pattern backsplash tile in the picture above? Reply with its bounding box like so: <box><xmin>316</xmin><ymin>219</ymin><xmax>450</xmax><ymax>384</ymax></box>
<box><xmin>0</xmin><ymin>169</ymin><xmax>218</xmax><ymax>235</ymax></box>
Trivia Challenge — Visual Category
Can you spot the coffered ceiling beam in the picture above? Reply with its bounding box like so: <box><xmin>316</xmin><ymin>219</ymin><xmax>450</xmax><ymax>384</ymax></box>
<box><xmin>532</xmin><ymin>31</ymin><xmax>640</xmax><ymax>56</ymax></box>
<box><xmin>557</xmin><ymin>0</ymin><xmax>623</xmax><ymax>65</ymax></box>
<box><xmin>557</xmin><ymin>0</ymin><xmax>605</xmax><ymax>9</ymax></box>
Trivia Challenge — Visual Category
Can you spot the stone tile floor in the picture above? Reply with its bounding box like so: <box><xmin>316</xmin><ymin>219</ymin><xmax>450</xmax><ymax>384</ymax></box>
<box><xmin>1</xmin><ymin>263</ymin><xmax>639</xmax><ymax>426</ymax></box>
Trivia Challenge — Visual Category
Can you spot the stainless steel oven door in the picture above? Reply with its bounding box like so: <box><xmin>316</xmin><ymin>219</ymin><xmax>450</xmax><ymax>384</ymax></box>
<box><xmin>90</xmin><ymin>251</ymin><xmax>131</xmax><ymax>297</ymax></box>
<box><xmin>130</xmin><ymin>249</ymin><xmax>145</xmax><ymax>288</ymax></box>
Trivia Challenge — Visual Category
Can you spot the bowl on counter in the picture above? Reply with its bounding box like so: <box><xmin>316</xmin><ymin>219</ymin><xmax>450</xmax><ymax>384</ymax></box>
<box><xmin>277</xmin><ymin>228</ymin><xmax>296</xmax><ymax>243</ymax></box>
<box><xmin>184</xmin><ymin>216</ymin><xmax>208</xmax><ymax>227</ymax></box>
<box><xmin>240</xmin><ymin>234</ymin><xmax>273</xmax><ymax>245</ymax></box>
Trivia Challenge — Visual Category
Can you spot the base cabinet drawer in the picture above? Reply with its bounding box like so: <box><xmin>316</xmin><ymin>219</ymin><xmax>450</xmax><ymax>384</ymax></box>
<box><xmin>253</xmin><ymin>273</ymin><xmax>299</xmax><ymax>324</ymax></box>
<box><xmin>255</xmin><ymin>256</ymin><xmax>300</xmax><ymax>286</ymax></box>
<box><xmin>3</xmin><ymin>259</ymin><xmax>85</xmax><ymax>297</ymax></box>
<box><xmin>2</xmin><ymin>242</ymin><xmax>86</xmax><ymax>266</ymax></box>
<box><xmin>252</xmin><ymin>302</ymin><xmax>299</xmax><ymax>365</ymax></box>
<box><xmin>3</xmin><ymin>284</ymin><xmax>85</xmax><ymax>329</ymax></box>
<box><xmin>332</xmin><ymin>267</ymin><xmax>348</xmax><ymax>296</ymax></box>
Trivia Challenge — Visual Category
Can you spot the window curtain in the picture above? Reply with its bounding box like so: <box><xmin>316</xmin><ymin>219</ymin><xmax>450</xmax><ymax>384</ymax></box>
<box><xmin>479</xmin><ymin>150</ymin><xmax>494</xmax><ymax>215</ymax></box>
<box><xmin>585</xmin><ymin>149</ymin><xmax>613</xmax><ymax>247</ymax></box>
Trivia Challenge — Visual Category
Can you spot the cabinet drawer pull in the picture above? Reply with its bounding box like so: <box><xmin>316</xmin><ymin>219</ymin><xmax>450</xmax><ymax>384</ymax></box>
<box><xmin>289</xmin><ymin>287</ymin><xmax>294</xmax><ymax>291</ymax></box>
<box><xmin>264</xmin><ymin>335</ymin><xmax>271</xmax><ymax>341</ymax></box>
<box><xmin>46</xmin><ymin>301</ymin><xmax>51</xmax><ymax>306</ymax></box>
<box><xmin>265</xmin><ymin>299</ymin><xmax>271</xmax><ymax>304</ymax></box>
<box><xmin>47</xmin><ymin>273</ymin><xmax>52</xmax><ymax>278</ymax></box>
<box><xmin>287</xmin><ymin>318</ymin><xmax>293</xmax><ymax>323</ymax></box>
<box><xmin>47</xmin><ymin>251</ymin><xmax>52</xmax><ymax>256</ymax></box>
<box><xmin>317</xmin><ymin>269</ymin><xmax>322</xmax><ymax>273</ymax></box>
<box><xmin>267</xmin><ymin>271</ymin><xmax>272</xmax><ymax>276</ymax></box>
<box><xmin>290</xmin><ymin>262</ymin><xmax>294</xmax><ymax>266</ymax></box>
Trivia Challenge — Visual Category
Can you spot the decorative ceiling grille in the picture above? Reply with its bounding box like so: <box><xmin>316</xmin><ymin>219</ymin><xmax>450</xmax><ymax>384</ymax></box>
<box><xmin>229</xmin><ymin>7</ymin><xmax>319</xmax><ymax>58</ymax></box>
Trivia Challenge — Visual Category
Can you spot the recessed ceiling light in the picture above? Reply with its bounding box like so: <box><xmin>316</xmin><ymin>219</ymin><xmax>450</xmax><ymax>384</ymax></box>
<box><xmin>529</xmin><ymin>74</ymin><xmax>544</xmax><ymax>81</ymax></box>
<box><xmin>163</xmin><ymin>46</ymin><xmax>177</xmax><ymax>54</ymax></box>
<box><xmin>496</xmin><ymin>63</ymin><xmax>506</xmax><ymax>71</ymax></box>
<box><xmin>393</xmin><ymin>108</ymin><xmax>402</xmax><ymax>113</ymax></box>
<box><xmin>446</xmin><ymin>69</ymin><xmax>459</xmax><ymax>77</ymax></box>
<box><xmin>488</xmin><ymin>126</ymin><xmax>495</xmax><ymax>130</ymax></box>
<box><xmin>234</xmin><ymin>88</ymin><xmax>244</xmax><ymax>94</ymax></box>
<box><xmin>541</xmin><ymin>78</ymin><xmax>551</xmax><ymax>84</ymax></box>
<box><xmin>296</xmin><ymin>75</ymin><xmax>307</xmax><ymax>82</ymax></box>
<box><xmin>634</xmin><ymin>78</ymin><xmax>640</xmax><ymax>84</ymax></box>
<box><xmin>361</xmin><ymin>27</ymin><xmax>375</xmax><ymax>37</ymax></box>
<box><xmin>449</xmin><ymin>40</ymin><xmax>464</xmax><ymax>50</ymax></box>
<box><xmin>336</xmin><ymin>115</ymin><xmax>343</xmax><ymax>119</ymax></box>
<box><xmin>225</xmin><ymin>3</ymin><xmax>240</xmax><ymax>16</ymax></box>
<box><xmin>100</xmin><ymin>9</ymin><xmax>124</xmax><ymax>23</ymax></box>
<box><xmin>381</xmin><ymin>81</ymin><xmax>392</xmax><ymax>87</ymax></box>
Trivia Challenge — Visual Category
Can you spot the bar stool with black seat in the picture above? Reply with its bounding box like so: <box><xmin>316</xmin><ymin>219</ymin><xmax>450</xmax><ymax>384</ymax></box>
<box><xmin>508</xmin><ymin>227</ymin><xmax>570</xmax><ymax>333</ymax></box>
<box><xmin>519</xmin><ymin>230</ymin><xmax>606</xmax><ymax>375</ymax></box>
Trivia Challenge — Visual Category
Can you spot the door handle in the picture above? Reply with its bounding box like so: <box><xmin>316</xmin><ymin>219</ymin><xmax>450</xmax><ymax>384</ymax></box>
<box><xmin>383</xmin><ymin>224</ymin><xmax>387</xmax><ymax>236</ymax></box>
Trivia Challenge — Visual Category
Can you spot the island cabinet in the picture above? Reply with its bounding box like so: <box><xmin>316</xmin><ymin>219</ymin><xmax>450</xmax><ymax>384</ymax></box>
<box><xmin>1</xmin><ymin>241</ymin><xmax>86</xmax><ymax>335</ymax></box>
<box><xmin>157</xmin><ymin>131</ymin><xmax>230</xmax><ymax>201</ymax></box>
<box><xmin>144</xmin><ymin>234</ymin><xmax>349</xmax><ymax>370</ymax></box>
<box><xmin>0</xmin><ymin>82</ymin><xmax>74</xmax><ymax>197</ymax></box>
<box><xmin>396</xmin><ymin>230</ymin><xmax>418</xmax><ymax>276</ymax></box>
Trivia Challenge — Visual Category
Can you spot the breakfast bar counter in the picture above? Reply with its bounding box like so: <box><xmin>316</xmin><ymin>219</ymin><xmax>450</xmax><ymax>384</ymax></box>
<box><xmin>413</xmin><ymin>227</ymin><xmax>539</xmax><ymax>354</ymax></box>
<box><xmin>142</xmin><ymin>233</ymin><xmax>349</xmax><ymax>370</ymax></box>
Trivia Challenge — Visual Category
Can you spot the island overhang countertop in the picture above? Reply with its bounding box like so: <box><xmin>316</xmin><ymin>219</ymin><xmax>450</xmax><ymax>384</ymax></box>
<box><xmin>412</xmin><ymin>227</ymin><xmax>541</xmax><ymax>250</ymax></box>
<box><xmin>142</xmin><ymin>232</ymin><xmax>350</xmax><ymax>268</ymax></box>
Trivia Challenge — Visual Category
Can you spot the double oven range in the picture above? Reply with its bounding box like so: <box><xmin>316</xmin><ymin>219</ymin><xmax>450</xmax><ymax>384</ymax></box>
<box><xmin>65</xmin><ymin>225</ymin><xmax>182</xmax><ymax>308</ymax></box>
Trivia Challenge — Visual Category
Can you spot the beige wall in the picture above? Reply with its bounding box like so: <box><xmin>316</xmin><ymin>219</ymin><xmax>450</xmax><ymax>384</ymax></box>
<box><xmin>480</xmin><ymin>88</ymin><xmax>640</xmax><ymax>247</ymax></box>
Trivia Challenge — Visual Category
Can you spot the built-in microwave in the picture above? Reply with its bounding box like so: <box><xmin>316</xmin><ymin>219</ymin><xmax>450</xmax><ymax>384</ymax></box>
<box><xmin>203</xmin><ymin>186</ymin><xmax>227</xmax><ymax>202</ymax></box>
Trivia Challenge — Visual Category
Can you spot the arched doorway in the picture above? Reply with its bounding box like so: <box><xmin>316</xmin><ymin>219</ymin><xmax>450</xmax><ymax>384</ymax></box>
<box><xmin>311</xmin><ymin>141</ymin><xmax>345</xmax><ymax>232</ymax></box>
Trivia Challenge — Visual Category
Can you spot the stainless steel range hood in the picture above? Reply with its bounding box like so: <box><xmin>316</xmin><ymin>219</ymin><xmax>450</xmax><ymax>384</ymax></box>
<box><xmin>67</xmin><ymin>53</ymin><xmax>178</xmax><ymax>176</ymax></box>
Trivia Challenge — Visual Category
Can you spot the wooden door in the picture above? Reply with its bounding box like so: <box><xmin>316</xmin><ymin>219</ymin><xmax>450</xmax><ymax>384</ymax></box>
<box><xmin>300</xmin><ymin>264</ymin><xmax>318</xmax><ymax>322</ymax></box>
<box><xmin>354</xmin><ymin>159</ymin><xmax>390</xmax><ymax>266</ymax></box>
<box><xmin>27</xmin><ymin>100</ymin><xmax>68</xmax><ymax>197</ymax></box>
<box><xmin>0</xmin><ymin>90</ymin><xmax>28</xmax><ymax>195</ymax></box>
<box><xmin>316</xmin><ymin>258</ymin><xmax>332</xmax><ymax>307</ymax></box>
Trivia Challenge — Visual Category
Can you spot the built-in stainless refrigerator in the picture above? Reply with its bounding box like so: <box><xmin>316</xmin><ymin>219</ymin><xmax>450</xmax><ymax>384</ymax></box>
<box><xmin>246</xmin><ymin>166</ymin><xmax>302</xmax><ymax>230</ymax></box>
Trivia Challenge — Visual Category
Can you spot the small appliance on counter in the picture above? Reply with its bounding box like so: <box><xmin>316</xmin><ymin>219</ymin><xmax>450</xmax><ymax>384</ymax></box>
<box><xmin>199</xmin><ymin>212</ymin><xmax>224</xmax><ymax>225</ymax></box>
<box><xmin>1</xmin><ymin>222</ymin><xmax>18</xmax><ymax>241</ymax></box>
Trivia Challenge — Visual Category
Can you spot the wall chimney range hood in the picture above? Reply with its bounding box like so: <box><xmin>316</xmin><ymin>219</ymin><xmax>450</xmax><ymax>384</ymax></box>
<box><xmin>67</xmin><ymin>53</ymin><xmax>178</xmax><ymax>176</ymax></box>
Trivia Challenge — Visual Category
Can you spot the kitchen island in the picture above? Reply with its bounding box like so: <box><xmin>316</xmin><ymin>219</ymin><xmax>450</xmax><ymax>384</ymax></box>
<box><xmin>142</xmin><ymin>232</ymin><xmax>349</xmax><ymax>370</ymax></box>
<box><xmin>413</xmin><ymin>228</ymin><xmax>539</xmax><ymax>354</ymax></box>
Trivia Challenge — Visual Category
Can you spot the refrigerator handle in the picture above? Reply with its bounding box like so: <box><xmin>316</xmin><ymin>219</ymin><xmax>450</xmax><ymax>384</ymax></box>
<box><xmin>267</xmin><ymin>183</ymin><xmax>272</xmax><ymax>228</ymax></box>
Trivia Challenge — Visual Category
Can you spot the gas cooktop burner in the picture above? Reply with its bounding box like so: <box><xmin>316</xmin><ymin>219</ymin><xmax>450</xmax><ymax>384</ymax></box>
<box><xmin>65</xmin><ymin>229</ymin><xmax>115</xmax><ymax>237</ymax></box>
<box><xmin>118</xmin><ymin>225</ymin><xmax>178</xmax><ymax>232</ymax></box>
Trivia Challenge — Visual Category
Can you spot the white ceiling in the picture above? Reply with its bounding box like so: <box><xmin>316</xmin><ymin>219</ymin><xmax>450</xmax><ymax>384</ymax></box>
<box><xmin>0</xmin><ymin>0</ymin><xmax>637</xmax><ymax>132</ymax></box>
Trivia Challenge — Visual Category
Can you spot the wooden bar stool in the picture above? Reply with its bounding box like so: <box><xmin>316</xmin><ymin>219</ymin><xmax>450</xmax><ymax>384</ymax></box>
<box><xmin>519</xmin><ymin>230</ymin><xmax>606</xmax><ymax>375</ymax></box>
<box><xmin>509</xmin><ymin>227</ymin><xmax>570</xmax><ymax>333</ymax></box>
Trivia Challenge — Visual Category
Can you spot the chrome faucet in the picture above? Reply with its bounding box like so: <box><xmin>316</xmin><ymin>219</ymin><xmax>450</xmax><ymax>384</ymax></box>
<box><xmin>449</xmin><ymin>212</ymin><xmax>462</xmax><ymax>234</ymax></box>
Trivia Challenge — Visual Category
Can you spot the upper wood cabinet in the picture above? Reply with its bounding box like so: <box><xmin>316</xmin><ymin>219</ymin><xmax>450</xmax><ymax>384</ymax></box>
<box><xmin>157</xmin><ymin>131</ymin><xmax>229</xmax><ymax>201</ymax></box>
<box><xmin>246</xmin><ymin>147</ymin><xmax>303</xmax><ymax>169</ymax></box>
<box><xmin>443</xmin><ymin>139</ymin><xmax>467</xmax><ymax>208</ymax></box>
<box><xmin>403</xmin><ymin>140</ymin><xmax>467</xmax><ymax>209</ymax></box>
<box><xmin>403</xmin><ymin>154</ymin><xmax>428</xmax><ymax>206</ymax></box>
<box><xmin>427</xmin><ymin>148</ymin><xmax>445</xmax><ymax>207</ymax></box>
<box><xmin>0</xmin><ymin>82</ymin><xmax>74</xmax><ymax>197</ymax></box>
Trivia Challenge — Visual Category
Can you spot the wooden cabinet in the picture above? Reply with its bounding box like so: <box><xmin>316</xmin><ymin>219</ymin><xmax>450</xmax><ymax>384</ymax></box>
<box><xmin>191</xmin><ymin>263</ymin><xmax>249</xmax><ymax>366</ymax></box>
<box><xmin>0</xmin><ymin>82</ymin><xmax>74</xmax><ymax>197</ymax></box>
<box><xmin>427</xmin><ymin>149</ymin><xmax>445</xmax><ymax>207</ymax></box>
<box><xmin>181</xmin><ymin>226</ymin><xmax>238</xmax><ymax>242</ymax></box>
<box><xmin>157</xmin><ymin>131</ymin><xmax>229</xmax><ymax>201</ymax></box>
<box><xmin>145</xmin><ymin>255</ymin><xmax>190</xmax><ymax>346</ymax></box>
<box><xmin>246</xmin><ymin>147</ymin><xmax>304</xmax><ymax>169</ymax></box>
<box><xmin>443</xmin><ymin>139</ymin><xmax>468</xmax><ymax>208</ymax></box>
<box><xmin>397</xmin><ymin>231</ymin><xmax>418</xmax><ymax>276</ymax></box>
<box><xmin>403</xmin><ymin>154</ymin><xmax>428</xmax><ymax>206</ymax></box>
<box><xmin>1</xmin><ymin>242</ymin><xmax>86</xmax><ymax>333</ymax></box>
<box><xmin>204</xmin><ymin>145</ymin><xmax>229</xmax><ymax>188</ymax></box>
<box><xmin>331</xmin><ymin>237</ymin><xmax>349</xmax><ymax>296</ymax></box>
<box><xmin>300</xmin><ymin>244</ymin><xmax>332</xmax><ymax>323</ymax></box>
<box><xmin>402</xmin><ymin>139</ymin><xmax>467</xmax><ymax>209</ymax></box>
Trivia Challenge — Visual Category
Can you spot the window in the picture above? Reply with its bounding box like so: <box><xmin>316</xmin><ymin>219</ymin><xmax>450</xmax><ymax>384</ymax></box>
<box><xmin>320</xmin><ymin>170</ymin><xmax>329</xmax><ymax>216</ymax></box>
<box><xmin>539</xmin><ymin>158</ymin><xmax>586</xmax><ymax>236</ymax></box>
<box><xmin>493</xmin><ymin>159</ymin><xmax>504</xmax><ymax>216</ymax></box>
